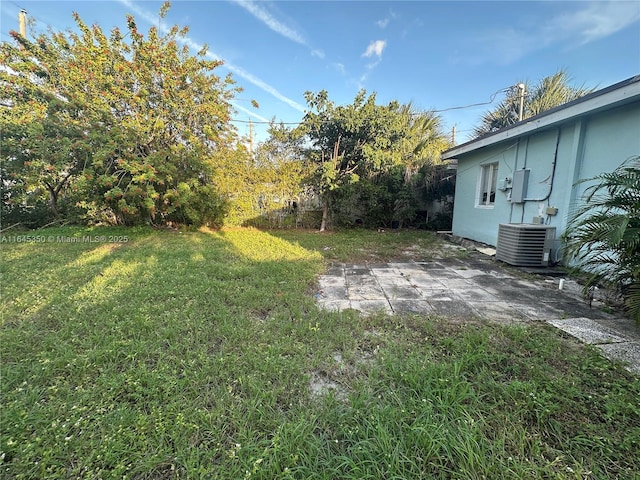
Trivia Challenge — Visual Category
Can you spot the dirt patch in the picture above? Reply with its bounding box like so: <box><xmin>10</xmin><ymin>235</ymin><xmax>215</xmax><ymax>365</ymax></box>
<box><xmin>309</xmin><ymin>370</ymin><xmax>347</xmax><ymax>401</ymax></box>
<box><xmin>400</xmin><ymin>242</ymin><xmax>468</xmax><ymax>260</ymax></box>
<box><xmin>309</xmin><ymin>350</ymin><xmax>377</xmax><ymax>401</ymax></box>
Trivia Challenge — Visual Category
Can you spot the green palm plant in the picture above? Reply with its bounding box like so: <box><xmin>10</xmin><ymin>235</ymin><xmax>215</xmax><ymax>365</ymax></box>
<box><xmin>396</xmin><ymin>103</ymin><xmax>450</xmax><ymax>183</ymax></box>
<box><xmin>562</xmin><ymin>156</ymin><xmax>640</xmax><ymax>323</ymax></box>
<box><xmin>474</xmin><ymin>69</ymin><xmax>594</xmax><ymax>137</ymax></box>
<box><xmin>526</xmin><ymin>70</ymin><xmax>593</xmax><ymax>117</ymax></box>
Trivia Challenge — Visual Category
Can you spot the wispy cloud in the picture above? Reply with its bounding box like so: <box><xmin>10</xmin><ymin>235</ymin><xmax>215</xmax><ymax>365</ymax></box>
<box><xmin>549</xmin><ymin>1</ymin><xmax>640</xmax><ymax>46</ymax></box>
<box><xmin>231</xmin><ymin>0</ymin><xmax>325</xmax><ymax>59</ymax></box>
<box><xmin>455</xmin><ymin>1</ymin><xmax>640</xmax><ymax>65</ymax></box>
<box><xmin>358</xmin><ymin>40</ymin><xmax>387</xmax><ymax>88</ymax></box>
<box><xmin>115</xmin><ymin>0</ymin><xmax>305</xmax><ymax>112</ymax></box>
<box><xmin>362</xmin><ymin>40</ymin><xmax>387</xmax><ymax>59</ymax></box>
<box><xmin>231</xmin><ymin>102</ymin><xmax>271</xmax><ymax>123</ymax></box>
<box><xmin>231</xmin><ymin>0</ymin><xmax>306</xmax><ymax>45</ymax></box>
<box><xmin>376</xmin><ymin>9</ymin><xmax>397</xmax><ymax>29</ymax></box>
<box><xmin>225</xmin><ymin>62</ymin><xmax>306</xmax><ymax>112</ymax></box>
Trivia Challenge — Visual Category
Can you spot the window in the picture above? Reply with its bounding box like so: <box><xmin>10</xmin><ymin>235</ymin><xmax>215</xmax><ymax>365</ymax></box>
<box><xmin>477</xmin><ymin>162</ymin><xmax>498</xmax><ymax>207</ymax></box>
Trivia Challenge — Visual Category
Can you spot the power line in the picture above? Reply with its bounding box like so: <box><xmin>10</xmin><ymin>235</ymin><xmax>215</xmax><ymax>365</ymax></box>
<box><xmin>230</xmin><ymin>87</ymin><xmax>510</xmax><ymax>126</ymax></box>
<box><xmin>432</xmin><ymin>88</ymin><xmax>508</xmax><ymax>112</ymax></box>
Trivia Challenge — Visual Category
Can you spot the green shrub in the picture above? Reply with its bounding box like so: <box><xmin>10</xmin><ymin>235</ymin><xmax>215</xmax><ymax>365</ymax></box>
<box><xmin>563</xmin><ymin>156</ymin><xmax>640</xmax><ymax>323</ymax></box>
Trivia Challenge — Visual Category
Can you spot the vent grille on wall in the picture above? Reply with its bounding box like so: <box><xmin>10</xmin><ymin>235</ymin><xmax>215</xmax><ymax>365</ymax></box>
<box><xmin>496</xmin><ymin>224</ymin><xmax>556</xmax><ymax>267</ymax></box>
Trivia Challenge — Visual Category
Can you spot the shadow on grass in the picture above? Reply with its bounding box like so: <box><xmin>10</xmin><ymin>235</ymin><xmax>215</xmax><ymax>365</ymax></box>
<box><xmin>1</xmin><ymin>226</ymin><xmax>361</xmax><ymax>478</ymax></box>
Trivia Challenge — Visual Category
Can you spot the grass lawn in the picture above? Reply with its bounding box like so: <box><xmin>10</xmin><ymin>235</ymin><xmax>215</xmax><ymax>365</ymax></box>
<box><xmin>1</xmin><ymin>226</ymin><xmax>639</xmax><ymax>479</ymax></box>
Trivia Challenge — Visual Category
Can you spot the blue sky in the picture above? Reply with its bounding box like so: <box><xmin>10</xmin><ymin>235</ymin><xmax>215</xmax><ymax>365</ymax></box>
<box><xmin>2</xmin><ymin>1</ymin><xmax>639</xmax><ymax>144</ymax></box>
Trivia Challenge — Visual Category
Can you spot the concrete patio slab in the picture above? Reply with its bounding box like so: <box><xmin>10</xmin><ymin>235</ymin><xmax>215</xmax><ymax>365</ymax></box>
<box><xmin>318</xmin><ymin>275</ymin><xmax>343</xmax><ymax>285</ymax></box>
<box><xmin>318</xmin><ymin>299</ymin><xmax>351</xmax><ymax>312</ymax></box>
<box><xmin>318</xmin><ymin>286</ymin><xmax>349</xmax><ymax>300</ymax></box>
<box><xmin>315</xmin><ymin>253</ymin><xmax>640</xmax><ymax>375</ymax></box>
<box><xmin>388</xmin><ymin>262</ymin><xmax>427</xmax><ymax>272</ymax></box>
<box><xmin>324</xmin><ymin>265</ymin><xmax>345</xmax><ymax>276</ymax></box>
<box><xmin>541</xmin><ymin>300</ymin><xmax>610</xmax><ymax>320</ymax></box>
<box><xmin>471</xmin><ymin>302</ymin><xmax>530</xmax><ymax>323</ymax></box>
<box><xmin>428</xmin><ymin>298</ymin><xmax>478</xmax><ymax>317</ymax></box>
<box><xmin>390</xmin><ymin>299</ymin><xmax>435</xmax><ymax>314</ymax></box>
<box><xmin>547</xmin><ymin>317</ymin><xmax>631</xmax><ymax>345</ymax></box>
<box><xmin>407</xmin><ymin>273</ymin><xmax>448</xmax><ymax>284</ymax></box>
<box><xmin>370</xmin><ymin>267</ymin><xmax>402</xmax><ymax>277</ymax></box>
<box><xmin>347</xmin><ymin>285</ymin><xmax>386</xmax><ymax>301</ymax></box>
<box><xmin>385</xmin><ymin>285</ymin><xmax>422</xmax><ymax>300</ymax></box>
<box><xmin>434</xmin><ymin>278</ymin><xmax>476</xmax><ymax>289</ymax></box>
<box><xmin>453</xmin><ymin>288</ymin><xmax>501</xmax><ymax>303</ymax></box>
<box><xmin>448</xmin><ymin>268</ymin><xmax>487</xmax><ymax>279</ymax></box>
<box><xmin>375</xmin><ymin>276</ymin><xmax>412</xmax><ymax>287</ymax></box>
<box><xmin>349</xmin><ymin>299</ymin><xmax>393</xmax><ymax>315</ymax></box>
<box><xmin>509</xmin><ymin>302</ymin><xmax>565</xmax><ymax>321</ymax></box>
<box><xmin>596</xmin><ymin>342</ymin><xmax>640</xmax><ymax>374</ymax></box>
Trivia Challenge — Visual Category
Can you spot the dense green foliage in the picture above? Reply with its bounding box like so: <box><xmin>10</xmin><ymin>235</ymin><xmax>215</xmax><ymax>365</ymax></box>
<box><xmin>329</xmin><ymin>163</ymin><xmax>455</xmax><ymax>229</ymax></box>
<box><xmin>1</xmin><ymin>10</ymin><xmax>451</xmax><ymax>231</ymax></box>
<box><xmin>1</xmin><ymin>3</ymin><xmax>242</xmax><ymax>227</ymax></box>
<box><xmin>296</xmin><ymin>91</ymin><xmax>452</xmax><ymax>230</ymax></box>
<box><xmin>2</xmin><ymin>227</ymin><xmax>638</xmax><ymax>478</ymax></box>
<box><xmin>563</xmin><ymin>156</ymin><xmax>640</xmax><ymax>323</ymax></box>
<box><xmin>1</xmin><ymin>10</ymin><xmax>596</xmax><ymax>235</ymax></box>
<box><xmin>228</xmin><ymin>123</ymin><xmax>313</xmax><ymax>228</ymax></box>
<box><xmin>473</xmin><ymin>70</ymin><xmax>594</xmax><ymax>137</ymax></box>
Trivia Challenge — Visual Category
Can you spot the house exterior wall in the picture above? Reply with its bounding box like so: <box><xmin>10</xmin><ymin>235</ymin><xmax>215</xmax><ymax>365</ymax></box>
<box><xmin>451</xmin><ymin>101</ymin><xmax>640</xmax><ymax>257</ymax></box>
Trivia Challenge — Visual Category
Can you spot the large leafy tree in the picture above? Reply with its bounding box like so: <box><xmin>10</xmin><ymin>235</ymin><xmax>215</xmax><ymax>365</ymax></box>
<box><xmin>1</xmin><ymin>2</ymin><xmax>240</xmax><ymax>226</ymax></box>
<box><xmin>0</xmin><ymin>22</ymin><xmax>94</xmax><ymax>220</ymax></box>
<box><xmin>298</xmin><ymin>90</ymin><xmax>449</xmax><ymax>231</ymax></box>
<box><xmin>473</xmin><ymin>70</ymin><xmax>594</xmax><ymax>137</ymax></box>
<box><xmin>299</xmin><ymin>90</ymin><xmax>395</xmax><ymax>230</ymax></box>
<box><xmin>563</xmin><ymin>156</ymin><xmax>640</xmax><ymax>323</ymax></box>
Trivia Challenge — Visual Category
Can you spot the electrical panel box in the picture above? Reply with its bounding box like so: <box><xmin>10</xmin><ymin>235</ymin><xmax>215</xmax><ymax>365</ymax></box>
<box><xmin>546</xmin><ymin>206</ymin><xmax>558</xmax><ymax>216</ymax></box>
<box><xmin>497</xmin><ymin>178</ymin><xmax>512</xmax><ymax>191</ymax></box>
<box><xmin>510</xmin><ymin>169</ymin><xmax>529</xmax><ymax>203</ymax></box>
<box><xmin>532</xmin><ymin>216</ymin><xmax>544</xmax><ymax>224</ymax></box>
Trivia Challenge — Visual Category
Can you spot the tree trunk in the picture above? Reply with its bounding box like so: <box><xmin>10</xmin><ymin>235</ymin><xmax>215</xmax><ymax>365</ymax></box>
<box><xmin>45</xmin><ymin>183</ymin><xmax>60</xmax><ymax>217</ymax></box>
<box><xmin>319</xmin><ymin>196</ymin><xmax>329</xmax><ymax>232</ymax></box>
<box><xmin>45</xmin><ymin>174</ymin><xmax>72</xmax><ymax>218</ymax></box>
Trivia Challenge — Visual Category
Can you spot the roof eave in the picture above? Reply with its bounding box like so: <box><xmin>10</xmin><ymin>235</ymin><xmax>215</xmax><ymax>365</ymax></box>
<box><xmin>441</xmin><ymin>75</ymin><xmax>640</xmax><ymax>160</ymax></box>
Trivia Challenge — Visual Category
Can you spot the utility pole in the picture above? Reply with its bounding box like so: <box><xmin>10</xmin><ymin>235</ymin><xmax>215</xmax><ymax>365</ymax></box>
<box><xmin>517</xmin><ymin>83</ymin><xmax>526</xmax><ymax>121</ymax></box>
<box><xmin>451</xmin><ymin>125</ymin><xmax>456</xmax><ymax>145</ymax></box>
<box><xmin>248</xmin><ymin>119</ymin><xmax>253</xmax><ymax>157</ymax></box>
<box><xmin>18</xmin><ymin>9</ymin><xmax>27</xmax><ymax>39</ymax></box>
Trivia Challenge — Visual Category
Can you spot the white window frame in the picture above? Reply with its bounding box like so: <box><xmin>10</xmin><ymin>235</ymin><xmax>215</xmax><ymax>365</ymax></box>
<box><xmin>476</xmin><ymin>162</ymin><xmax>499</xmax><ymax>208</ymax></box>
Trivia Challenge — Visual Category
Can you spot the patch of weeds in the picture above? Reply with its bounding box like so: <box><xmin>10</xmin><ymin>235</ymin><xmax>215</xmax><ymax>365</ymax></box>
<box><xmin>600</xmin><ymin>305</ymin><xmax>615</xmax><ymax>314</ymax></box>
<box><xmin>270</xmin><ymin>228</ymin><xmax>442</xmax><ymax>263</ymax></box>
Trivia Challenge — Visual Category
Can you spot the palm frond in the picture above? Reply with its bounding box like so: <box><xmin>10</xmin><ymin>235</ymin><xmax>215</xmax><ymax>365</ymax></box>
<box><xmin>624</xmin><ymin>281</ymin><xmax>640</xmax><ymax>323</ymax></box>
<box><xmin>563</xmin><ymin>155</ymin><xmax>640</xmax><ymax>323</ymax></box>
<box><xmin>473</xmin><ymin>69</ymin><xmax>595</xmax><ymax>138</ymax></box>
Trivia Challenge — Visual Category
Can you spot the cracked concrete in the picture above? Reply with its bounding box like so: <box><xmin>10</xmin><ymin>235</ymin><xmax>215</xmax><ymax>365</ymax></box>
<box><xmin>316</xmin><ymin>254</ymin><xmax>640</xmax><ymax>375</ymax></box>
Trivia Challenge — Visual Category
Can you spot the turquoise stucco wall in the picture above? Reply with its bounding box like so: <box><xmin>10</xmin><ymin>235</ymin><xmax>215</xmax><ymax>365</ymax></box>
<box><xmin>451</xmin><ymin>101</ymin><xmax>640</xmax><ymax>254</ymax></box>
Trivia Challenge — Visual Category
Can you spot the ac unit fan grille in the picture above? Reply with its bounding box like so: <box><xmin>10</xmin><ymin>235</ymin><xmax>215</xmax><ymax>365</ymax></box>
<box><xmin>496</xmin><ymin>224</ymin><xmax>555</xmax><ymax>267</ymax></box>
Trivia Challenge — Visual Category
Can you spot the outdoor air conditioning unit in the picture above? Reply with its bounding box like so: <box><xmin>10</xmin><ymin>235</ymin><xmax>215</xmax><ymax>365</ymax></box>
<box><xmin>496</xmin><ymin>224</ymin><xmax>556</xmax><ymax>267</ymax></box>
